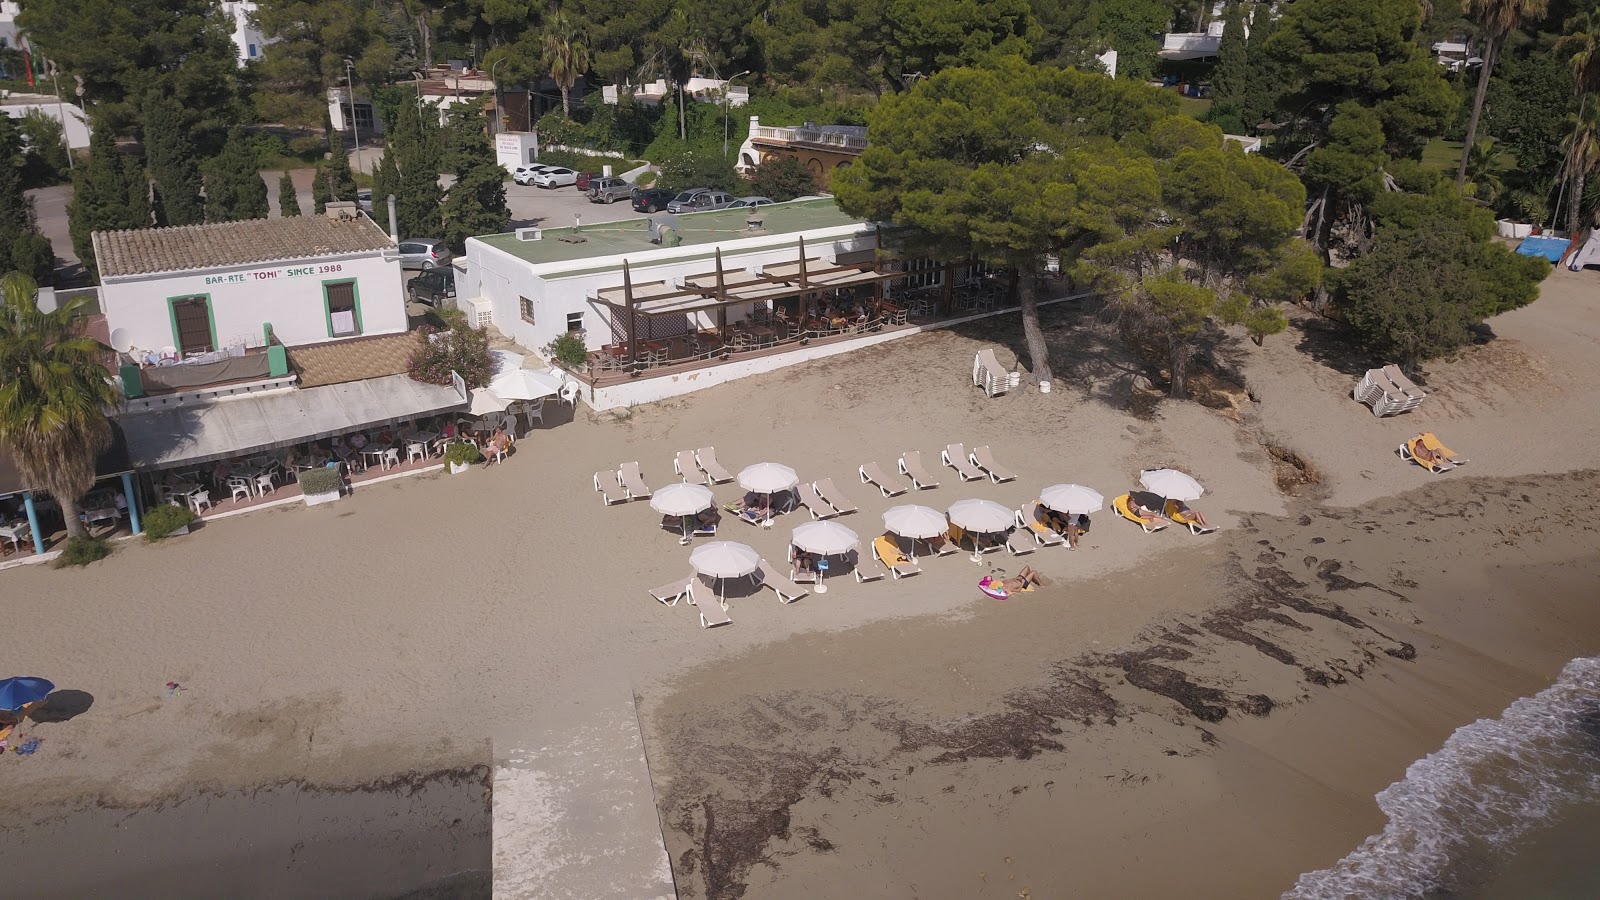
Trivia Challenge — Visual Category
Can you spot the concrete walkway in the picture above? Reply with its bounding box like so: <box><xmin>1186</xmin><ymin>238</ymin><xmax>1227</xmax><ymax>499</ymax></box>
<box><xmin>492</xmin><ymin>683</ymin><xmax>675</xmax><ymax>899</ymax></box>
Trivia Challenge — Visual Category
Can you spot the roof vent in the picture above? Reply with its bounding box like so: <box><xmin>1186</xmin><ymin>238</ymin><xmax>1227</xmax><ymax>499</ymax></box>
<box><xmin>516</xmin><ymin>227</ymin><xmax>542</xmax><ymax>242</ymax></box>
<box><xmin>325</xmin><ymin>201</ymin><xmax>358</xmax><ymax>220</ymax></box>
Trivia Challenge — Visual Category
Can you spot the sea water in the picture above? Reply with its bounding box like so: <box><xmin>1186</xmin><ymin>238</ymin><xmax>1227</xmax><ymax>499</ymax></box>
<box><xmin>1283</xmin><ymin>656</ymin><xmax>1600</xmax><ymax>900</ymax></box>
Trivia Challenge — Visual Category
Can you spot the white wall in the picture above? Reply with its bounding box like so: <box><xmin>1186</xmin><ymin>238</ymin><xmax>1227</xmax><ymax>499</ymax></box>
<box><xmin>1</xmin><ymin>101</ymin><xmax>91</xmax><ymax>150</ymax></box>
<box><xmin>101</xmin><ymin>252</ymin><xmax>406</xmax><ymax>355</ymax></box>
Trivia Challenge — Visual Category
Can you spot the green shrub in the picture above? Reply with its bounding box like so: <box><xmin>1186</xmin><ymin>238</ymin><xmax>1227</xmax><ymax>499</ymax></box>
<box><xmin>544</xmin><ymin>331</ymin><xmax>589</xmax><ymax>369</ymax></box>
<box><xmin>445</xmin><ymin>442</ymin><xmax>483</xmax><ymax>466</ymax></box>
<box><xmin>407</xmin><ymin>315</ymin><xmax>493</xmax><ymax>388</ymax></box>
<box><xmin>54</xmin><ymin>535</ymin><xmax>111</xmax><ymax>568</ymax></box>
<box><xmin>143</xmin><ymin>503</ymin><xmax>198</xmax><ymax>541</ymax></box>
<box><xmin>634</xmin><ymin>170</ymin><xmax>657</xmax><ymax>187</ymax></box>
<box><xmin>297</xmin><ymin>466</ymin><xmax>344</xmax><ymax>496</ymax></box>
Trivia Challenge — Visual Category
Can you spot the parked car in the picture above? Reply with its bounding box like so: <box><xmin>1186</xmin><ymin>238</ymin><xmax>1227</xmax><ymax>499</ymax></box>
<box><xmin>667</xmin><ymin>190</ymin><xmax>736</xmax><ymax>214</ymax></box>
<box><xmin>406</xmin><ymin>267</ymin><xmax>456</xmax><ymax>304</ymax></box>
<box><xmin>665</xmin><ymin>188</ymin><xmax>711</xmax><ymax>213</ymax></box>
<box><xmin>511</xmin><ymin>164</ymin><xmax>550</xmax><ymax>185</ymax></box>
<box><xmin>631</xmin><ymin>188</ymin><xmax>675</xmax><ymax>213</ymax></box>
<box><xmin>396</xmin><ymin>238</ymin><xmax>452</xmax><ymax>270</ymax></box>
<box><xmin>588</xmin><ymin>176</ymin><xmax>633</xmax><ymax>204</ymax></box>
<box><xmin>575</xmin><ymin>171</ymin><xmax>599</xmax><ymax>191</ymax></box>
<box><xmin>357</xmin><ymin>189</ymin><xmax>374</xmax><ymax>215</ymax></box>
<box><xmin>727</xmin><ymin>196</ymin><xmax>774</xmax><ymax>209</ymax></box>
<box><xmin>532</xmin><ymin>167</ymin><xmax>579</xmax><ymax>188</ymax></box>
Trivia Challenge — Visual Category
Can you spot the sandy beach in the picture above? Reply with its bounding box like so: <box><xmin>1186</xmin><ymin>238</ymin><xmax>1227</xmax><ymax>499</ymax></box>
<box><xmin>1</xmin><ymin>267</ymin><xmax>1598</xmax><ymax>898</ymax></box>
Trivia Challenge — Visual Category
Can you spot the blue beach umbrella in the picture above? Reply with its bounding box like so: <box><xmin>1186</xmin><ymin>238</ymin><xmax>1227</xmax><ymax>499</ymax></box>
<box><xmin>0</xmin><ymin>677</ymin><xmax>55</xmax><ymax>712</ymax></box>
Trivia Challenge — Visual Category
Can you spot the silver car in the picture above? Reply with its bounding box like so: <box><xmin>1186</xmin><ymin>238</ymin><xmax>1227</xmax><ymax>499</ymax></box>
<box><xmin>727</xmin><ymin>196</ymin><xmax>774</xmax><ymax>209</ymax></box>
<box><xmin>667</xmin><ymin>189</ymin><xmax>735</xmax><ymax>214</ymax></box>
<box><xmin>588</xmin><ymin>176</ymin><xmax>632</xmax><ymax>203</ymax></box>
<box><xmin>396</xmin><ymin>238</ymin><xmax>452</xmax><ymax>270</ymax></box>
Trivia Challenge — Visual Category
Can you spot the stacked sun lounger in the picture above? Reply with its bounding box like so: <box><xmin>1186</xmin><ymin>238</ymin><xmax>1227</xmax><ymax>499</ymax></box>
<box><xmin>972</xmin><ymin>348</ymin><xmax>1022</xmax><ymax>398</ymax></box>
<box><xmin>1353</xmin><ymin>365</ymin><xmax>1427</xmax><ymax>417</ymax></box>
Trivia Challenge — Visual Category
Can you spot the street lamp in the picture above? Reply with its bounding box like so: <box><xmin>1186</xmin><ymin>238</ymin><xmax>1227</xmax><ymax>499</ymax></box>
<box><xmin>344</xmin><ymin>58</ymin><xmax>360</xmax><ymax>160</ymax></box>
<box><xmin>411</xmin><ymin>71</ymin><xmax>425</xmax><ymax>115</ymax></box>
<box><xmin>490</xmin><ymin>58</ymin><xmax>508</xmax><ymax>136</ymax></box>
<box><xmin>723</xmin><ymin>70</ymin><xmax>750</xmax><ymax>157</ymax></box>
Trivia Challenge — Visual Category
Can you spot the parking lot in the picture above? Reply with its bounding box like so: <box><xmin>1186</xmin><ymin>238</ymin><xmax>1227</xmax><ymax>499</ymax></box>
<box><xmin>503</xmin><ymin>178</ymin><xmax>647</xmax><ymax>231</ymax></box>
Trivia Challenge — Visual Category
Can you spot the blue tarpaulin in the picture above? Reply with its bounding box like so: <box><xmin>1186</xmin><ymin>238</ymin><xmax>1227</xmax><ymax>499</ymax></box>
<box><xmin>1515</xmin><ymin>235</ymin><xmax>1570</xmax><ymax>262</ymax></box>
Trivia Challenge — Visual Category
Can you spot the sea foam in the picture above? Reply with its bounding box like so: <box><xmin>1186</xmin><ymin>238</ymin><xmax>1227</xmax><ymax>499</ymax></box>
<box><xmin>1284</xmin><ymin>656</ymin><xmax>1600</xmax><ymax>899</ymax></box>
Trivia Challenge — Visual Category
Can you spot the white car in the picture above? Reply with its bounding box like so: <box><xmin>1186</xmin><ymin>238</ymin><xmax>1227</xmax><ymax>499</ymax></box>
<box><xmin>532</xmin><ymin>167</ymin><xmax>578</xmax><ymax>188</ymax></box>
<box><xmin>512</xmin><ymin>165</ymin><xmax>550</xmax><ymax>186</ymax></box>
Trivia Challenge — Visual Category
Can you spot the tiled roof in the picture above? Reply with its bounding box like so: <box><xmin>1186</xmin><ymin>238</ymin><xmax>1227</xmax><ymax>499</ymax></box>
<box><xmin>288</xmin><ymin>332</ymin><xmax>420</xmax><ymax>388</ymax></box>
<box><xmin>94</xmin><ymin>215</ymin><xmax>395</xmax><ymax>278</ymax></box>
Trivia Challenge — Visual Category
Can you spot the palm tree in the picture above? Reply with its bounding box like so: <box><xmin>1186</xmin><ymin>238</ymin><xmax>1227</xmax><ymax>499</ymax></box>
<box><xmin>1456</xmin><ymin>0</ymin><xmax>1550</xmax><ymax>190</ymax></box>
<box><xmin>1561</xmin><ymin>102</ymin><xmax>1600</xmax><ymax>234</ymax></box>
<box><xmin>0</xmin><ymin>273</ymin><xmax>119</xmax><ymax>540</ymax></box>
<box><xmin>542</xmin><ymin>11</ymin><xmax>592</xmax><ymax>118</ymax></box>
<box><xmin>1558</xmin><ymin>9</ymin><xmax>1600</xmax><ymax>94</ymax></box>
<box><xmin>1464</xmin><ymin>138</ymin><xmax>1505</xmax><ymax>202</ymax></box>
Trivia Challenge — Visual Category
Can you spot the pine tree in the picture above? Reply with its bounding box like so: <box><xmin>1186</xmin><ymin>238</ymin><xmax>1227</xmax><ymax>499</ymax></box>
<box><xmin>205</xmin><ymin>128</ymin><xmax>269</xmax><ymax>222</ymax></box>
<box><xmin>397</xmin><ymin>162</ymin><xmax>442</xmax><ymax>239</ymax></box>
<box><xmin>1240</xmin><ymin>3</ymin><xmax>1281</xmax><ymax>132</ymax></box>
<box><xmin>327</xmin><ymin>149</ymin><xmax>358</xmax><ymax>202</ymax></box>
<box><xmin>124</xmin><ymin>155</ymin><xmax>152</xmax><ymax>229</ymax></box>
<box><xmin>312</xmin><ymin>160</ymin><xmax>332</xmax><ymax>214</ymax></box>
<box><xmin>442</xmin><ymin>159</ymin><xmax>510</xmax><ymax>251</ymax></box>
<box><xmin>142</xmin><ymin>92</ymin><xmax>204</xmax><ymax>226</ymax></box>
<box><xmin>277</xmin><ymin>171</ymin><xmax>301</xmax><ymax>216</ymax></box>
<box><xmin>1212</xmin><ymin>2</ymin><xmax>1249</xmax><ymax>113</ymax></box>
<box><xmin>67</xmin><ymin>129</ymin><xmax>135</xmax><ymax>276</ymax></box>
<box><xmin>0</xmin><ymin>116</ymin><xmax>55</xmax><ymax>283</ymax></box>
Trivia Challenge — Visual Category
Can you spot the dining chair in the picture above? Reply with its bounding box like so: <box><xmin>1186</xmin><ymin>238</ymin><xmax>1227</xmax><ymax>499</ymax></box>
<box><xmin>383</xmin><ymin>447</ymin><xmax>401</xmax><ymax>470</ymax></box>
<box><xmin>254</xmin><ymin>472</ymin><xmax>276</xmax><ymax>496</ymax></box>
<box><xmin>525</xmin><ymin>399</ymin><xmax>545</xmax><ymax>430</ymax></box>
<box><xmin>227</xmin><ymin>477</ymin><xmax>252</xmax><ymax>503</ymax></box>
<box><xmin>406</xmin><ymin>441</ymin><xmax>428</xmax><ymax>464</ymax></box>
<box><xmin>190</xmin><ymin>491</ymin><xmax>213</xmax><ymax>514</ymax></box>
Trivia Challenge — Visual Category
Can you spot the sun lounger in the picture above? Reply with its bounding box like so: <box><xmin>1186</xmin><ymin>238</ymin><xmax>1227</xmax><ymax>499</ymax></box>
<box><xmin>853</xmin><ymin>549</ymin><xmax>888</xmax><ymax>582</ymax></box>
<box><xmin>973</xmin><ymin>347</ymin><xmax>1022</xmax><ymax>398</ymax></box>
<box><xmin>1113</xmin><ymin>493</ymin><xmax>1167</xmax><ymax>533</ymax></box>
<box><xmin>968</xmin><ymin>445</ymin><xmax>1016</xmax><ymax>484</ymax></box>
<box><xmin>1018</xmin><ymin>504</ymin><xmax>1067</xmax><ymax>547</ymax></box>
<box><xmin>1163</xmin><ymin>500</ymin><xmax>1218</xmax><ymax>534</ymax></box>
<box><xmin>674</xmin><ymin>450</ymin><xmax>710</xmax><ymax>485</ymax></box>
<box><xmin>617</xmin><ymin>461</ymin><xmax>652</xmax><ymax>499</ymax></box>
<box><xmin>873</xmin><ymin>534</ymin><xmax>922</xmax><ymax>579</ymax></box>
<box><xmin>594</xmin><ymin>469</ymin><xmax>628</xmax><ymax>505</ymax></box>
<box><xmin>790</xmin><ymin>559</ymin><xmax>819</xmax><ymax>584</ymax></box>
<box><xmin>688</xmin><ymin>576</ymin><xmax>732</xmax><ymax>627</ymax></box>
<box><xmin>695</xmin><ymin>447</ymin><xmax>735</xmax><ymax>484</ymax></box>
<box><xmin>942</xmin><ymin>443</ymin><xmax>987</xmax><ymax>481</ymax></box>
<box><xmin>1354</xmin><ymin>365</ymin><xmax>1428</xmax><ymax>417</ymax></box>
<box><xmin>859</xmin><ymin>461</ymin><xmax>908</xmax><ymax>497</ymax></box>
<box><xmin>1400</xmin><ymin>432</ymin><xmax>1468</xmax><ymax>473</ymax></box>
<box><xmin>1005</xmin><ymin>530</ymin><xmax>1038</xmax><ymax>555</ymax></box>
<box><xmin>649</xmin><ymin>575</ymin><xmax>692</xmax><ymax>606</ymax></box>
<box><xmin>898</xmin><ymin>450</ymin><xmax>941</xmax><ymax>490</ymax></box>
<box><xmin>757</xmin><ymin>559</ymin><xmax>809</xmax><ymax>603</ymax></box>
<box><xmin>950</xmin><ymin>523</ymin><xmax>1005</xmax><ymax>555</ymax></box>
<box><xmin>796</xmin><ymin>481</ymin><xmax>838</xmax><ymax>519</ymax></box>
<box><xmin>814</xmin><ymin>477</ymin><xmax>858</xmax><ymax>515</ymax></box>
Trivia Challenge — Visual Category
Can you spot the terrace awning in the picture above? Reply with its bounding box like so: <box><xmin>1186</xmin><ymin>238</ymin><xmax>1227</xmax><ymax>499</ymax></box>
<box><xmin>119</xmin><ymin>374</ymin><xmax>467</xmax><ymax>469</ymax></box>
<box><xmin>0</xmin><ymin>421</ymin><xmax>133</xmax><ymax>497</ymax></box>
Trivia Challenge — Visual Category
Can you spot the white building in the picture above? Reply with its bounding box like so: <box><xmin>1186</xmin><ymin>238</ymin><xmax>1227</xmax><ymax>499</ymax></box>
<box><xmin>94</xmin><ymin>211</ymin><xmax>406</xmax><ymax>360</ymax></box>
<box><xmin>0</xmin><ymin>2</ymin><xmax>20</xmax><ymax>52</ymax></box>
<box><xmin>221</xmin><ymin>1</ymin><xmax>270</xmax><ymax>64</ymax></box>
<box><xmin>0</xmin><ymin>92</ymin><xmax>91</xmax><ymax>149</ymax></box>
<box><xmin>602</xmin><ymin>77</ymin><xmax>749</xmax><ymax>108</ymax></box>
<box><xmin>1160</xmin><ymin>2</ymin><xmax>1236</xmax><ymax>60</ymax></box>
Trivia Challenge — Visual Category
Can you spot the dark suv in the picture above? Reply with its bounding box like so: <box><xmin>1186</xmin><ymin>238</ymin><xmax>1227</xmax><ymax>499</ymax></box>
<box><xmin>632</xmin><ymin>188</ymin><xmax>675</xmax><ymax>213</ymax></box>
<box><xmin>407</xmin><ymin>268</ymin><xmax>456</xmax><ymax>304</ymax></box>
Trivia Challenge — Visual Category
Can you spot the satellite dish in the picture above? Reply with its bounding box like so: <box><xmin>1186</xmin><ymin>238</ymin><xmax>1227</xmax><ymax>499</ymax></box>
<box><xmin>110</xmin><ymin>328</ymin><xmax>133</xmax><ymax>353</ymax></box>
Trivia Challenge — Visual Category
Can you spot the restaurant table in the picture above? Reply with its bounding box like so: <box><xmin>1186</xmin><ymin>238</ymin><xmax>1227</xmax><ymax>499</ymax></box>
<box><xmin>79</xmin><ymin>507</ymin><xmax>120</xmax><ymax>528</ymax></box>
<box><xmin>403</xmin><ymin>431</ymin><xmax>442</xmax><ymax>457</ymax></box>
<box><xmin>0</xmin><ymin>521</ymin><xmax>32</xmax><ymax>554</ymax></box>
<box><xmin>360</xmin><ymin>447</ymin><xmax>389</xmax><ymax>470</ymax></box>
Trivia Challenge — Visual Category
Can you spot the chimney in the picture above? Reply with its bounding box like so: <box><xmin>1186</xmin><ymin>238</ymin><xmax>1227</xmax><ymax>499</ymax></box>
<box><xmin>387</xmin><ymin>194</ymin><xmax>399</xmax><ymax>244</ymax></box>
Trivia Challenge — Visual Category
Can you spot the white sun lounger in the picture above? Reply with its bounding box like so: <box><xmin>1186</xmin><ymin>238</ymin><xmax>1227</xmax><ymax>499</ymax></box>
<box><xmin>674</xmin><ymin>450</ymin><xmax>710</xmax><ymax>485</ymax></box>
<box><xmin>1354</xmin><ymin>365</ymin><xmax>1428</xmax><ymax>417</ymax></box>
<box><xmin>852</xmin><ymin>550</ymin><xmax>888</xmax><ymax>582</ymax></box>
<box><xmin>594</xmin><ymin>469</ymin><xmax>627</xmax><ymax>505</ymax></box>
<box><xmin>969</xmin><ymin>445</ymin><xmax>1016</xmax><ymax>484</ymax></box>
<box><xmin>695</xmin><ymin>447</ymin><xmax>735</xmax><ymax>484</ymax></box>
<box><xmin>796</xmin><ymin>481</ymin><xmax>838</xmax><ymax>519</ymax></box>
<box><xmin>859</xmin><ymin>461</ymin><xmax>908</xmax><ymax>497</ymax></box>
<box><xmin>898</xmin><ymin>450</ymin><xmax>941</xmax><ymax>490</ymax></box>
<box><xmin>873</xmin><ymin>535</ymin><xmax>921</xmax><ymax>579</ymax></box>
<box><xmin>1005</xmin><ymin>530</ymin><xmax>1036</xmax><ymax>556</ymax></box>
<box><xmin>973</xmin><ymin>347</ymin><xmax>1022</xmax><ymax>398</ymax></box>
<box><xmin>688</xmin><ymin>576</ymin><xmax>732</xmax><ymax>628</ymax></box>
<box><xmin>942</xmin><ymin>443</ymin><xmax>987</xmax><ymax>481</ymax></box>
<box><xmin>617</xmin><ymin>461</ymin><xmax>652</xmax><ymax>499</ymax></box>
<box><xmin>1018</xmin><ymin>504</ymin><xmax>1066</xmax><ymax>547</ymax></box>
<box><xmin>757</xmin><ymin>559</ymin><xmax>809</xmax><ymax>603</ymax></box>
<box><xmin>649</xmin><ymin>576</ymin><xmax>692</xmax><ymax>606</ymax></box>
<box><xmin>814</xmin><ymin>477</ymin><xmax>857</xmax><ymax>515</ymax></box>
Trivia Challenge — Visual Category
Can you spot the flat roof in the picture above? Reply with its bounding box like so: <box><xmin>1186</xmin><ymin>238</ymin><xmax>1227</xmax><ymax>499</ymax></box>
<box><xmin>473</xmin><ymin>197</ymin><xmax>865</xmax><ymax>267</ymax></box>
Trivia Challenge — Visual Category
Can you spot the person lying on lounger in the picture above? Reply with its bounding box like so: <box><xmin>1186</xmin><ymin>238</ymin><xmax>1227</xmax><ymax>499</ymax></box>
<box><xmin>1168</xmin><ymin>501</ymin><xmax>1210</xmax><ymax>530</ymax></box>
<box><xmin>791</xmin><ymin>546</ymin><xmax>819</xmax><ymax>574</ymax></box>
<box><xmin>1128</xmin><ymin>497</ymin><xmax>1169</xmax><ymax>528</ymax></box>
<box><xmin>732</xmin><ymin>491</ymin><xmax>772</xmax><ymax>522</ymax></box>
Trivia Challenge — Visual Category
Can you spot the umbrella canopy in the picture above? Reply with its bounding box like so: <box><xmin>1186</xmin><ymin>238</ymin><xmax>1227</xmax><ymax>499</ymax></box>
<box><xmin>489</xmin><ymin>368</ymin><xmax>564</xmax><ymax>401</ymax></box>
<box><xmin>1140</xmin><ymin>468</ymin><xmax>1204</xmax><ymax>501</ymax></box>
<box><xmin>0</xmin><ymin>676</ymin><xmax>54</xmax><ymax>712</ymax></box>
<box><xmin>489</xmin><ymin>349</ymin><xmax>525</xmax><ymax>375</ymax></box>
<box><xmin>882</xmin><ymin>504</ymin><xmax>949</xmax><ymax>539</ymax></box>
<box><xmin>791</xmin><ymin>520</ymin><xmax>859</xmax><ymax>556</ymax></box>
<box><xmin>650</xmin><ymin>482</ymin><xmax>716</xmax><ymax>516</ymax></box>
<box><xmin>1040</xmin><ymin>484</ymin><xmax>1105</xmax><ymax>515</ymax></box>
<box><xmin>467</xmin><ymin>388</ymin><xmax>510</xmax><ymax>415</ymax></box>
<box><xmin>738</xmin><ymin>462</ymin><xmax>799</xmax><ymax>494</ymax></box>
<box><xmin>948</xmin><ymin>498</ymin><xmax>1014</xmax><ymax>533</ymax></box>
<box><xmin>689</xmin><ymin>541</ymin><xmax>761</xmax><ymax>579</ymax></box>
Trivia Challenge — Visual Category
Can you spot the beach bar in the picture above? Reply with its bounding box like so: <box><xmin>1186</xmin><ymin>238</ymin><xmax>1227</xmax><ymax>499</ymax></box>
<box><xmin>0</xmin><ymin>423</ymin><xmax>140</xmax><ymax>558</ymax></box>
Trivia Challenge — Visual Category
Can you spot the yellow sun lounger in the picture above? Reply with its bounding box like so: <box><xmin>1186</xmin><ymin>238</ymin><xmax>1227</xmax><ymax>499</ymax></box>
<box><xmin>1114</xmin><ymin>493</ymin><xmax>1167</xmax><ymax>533</ymax></box>
<box><xmin>873</xmin><ymin>534</ymin><xmax>921</xmax><ymax>579</ymax></box>
<box><xmin>1400</xmin><ymin>432</ymin><xmax>1468</xmax><ymax>473</ymax></box>
<box><xmin>1164</xmin><ymin>500</ymin><xmax>1218</xmax><ymax>534</ymax></box>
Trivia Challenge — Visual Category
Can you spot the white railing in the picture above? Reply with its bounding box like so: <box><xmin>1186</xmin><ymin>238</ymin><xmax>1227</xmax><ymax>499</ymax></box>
<box><xmin>792</xmin><ymin>129</ymin><xmax>868</xmax><ymax>150</ymax></box>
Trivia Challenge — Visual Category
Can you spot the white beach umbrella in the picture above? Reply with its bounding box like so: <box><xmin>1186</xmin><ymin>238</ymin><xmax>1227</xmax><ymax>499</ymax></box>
<box><xmin>947</xmin><ymin>498</ymin><xmax>1014</xmax><ymax>534</ymax></box>
<box><xmin>690</xmin><ymin>541</ymin><xmax>761</xmax><ymax>579</ymax></box>
<box><xmin>489</xmin><ymin>368</ymin><xmax>564</xmax><ymax>401</ymax></box>
<box><xmin>489</xmin><ymin>349</ymin><xmax>525</xmax><ymax>375</ymax></box>
<box><xmin>738</xmin><ymin>462</ymin><xmax>799</xmax><ymax>494</ymax></box>
<box><xmin>467</xmin><ymin>388</ymin><xmax>510</xmax><ymax>415</ymax></box>
<box><xmin>882</xmin><ymin>504</ymin><xmax>948</xmax><ymax>539</ymax></box>
<box><xmin>791</xmin><ymin>520</ymin><xmax>859</xmax><ymax>556</ymax></box>
<box><xmin>1040</xmin><ymin>484</ymin><xmax>1105</xmax><ymax>515</ymax></box>
<box><xmin>651</xmin><ymin>483</ymin><xmax>716</xmax><ymax>517</ymax></box>
<box><xmin>1139</xmin><ymin>468</ymin><xmax>1204</xmax><ymax>501</ymax></box>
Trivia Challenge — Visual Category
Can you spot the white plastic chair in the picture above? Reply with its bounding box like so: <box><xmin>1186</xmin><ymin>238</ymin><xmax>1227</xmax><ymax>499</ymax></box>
<box><xmin>190</xmin><ymin>490</ymin><xmax>213</xmax><ymax>513</ymax></box>
<box><xmin>558</xmin><ymin>381</ymin><xmax>580</xmax><ymax>407</ymax></box>
<box><xmin>227</xmin><ymin>477</ymin><xmax>252</xmax><ymax>503</ymax></box>
<box><xmin>254</xmin><ymin>472</ymin><xmax>275</xmax><ymax>496</ymax></box>
<box><xmin>406</xmin><ymin>440</ymin><xmax>428</xmax><ymax>464</ymax></box>
<box><xmin>524</xmin><ymin>399</ymin><xmax>545</xmax><ymax>430</ymax></box>
<box><xmin>383</xmin><ymin>447</ymin><xmax>401</xmax><ymax>470</ymax></box>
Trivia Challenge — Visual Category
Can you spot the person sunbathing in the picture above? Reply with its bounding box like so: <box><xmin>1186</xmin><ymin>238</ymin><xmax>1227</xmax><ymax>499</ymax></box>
<box><xmin>791</xmin><ymin>546</ymin><xmax>818</xmax><ymax>574</ymax></box>
<box><xmin>1001</xmin><ymin>566</ymin><xmax>1045</xmax><ymax>592</ymax></box>
<box><xmin>1410</xmin><ymin>435</ymin><xmax>1452</xmax><ymax>468</ymax></box>
<box><xmin>1168</xmin><ymin>500</ymin><xmax>1210</xmax><ymax>529</ymax></box>
<box><xmin>1128</xmin><ymin>497</ymin><xmax>1169</xmax><ymax>528</ymax></box>
<box><xmin>733</xmin><ymin>492</ymin><xmax>772</xmax><ymax>522</ymax></box>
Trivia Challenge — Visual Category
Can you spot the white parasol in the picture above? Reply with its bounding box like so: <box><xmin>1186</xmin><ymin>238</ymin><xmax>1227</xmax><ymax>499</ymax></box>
<box><xmin>947</xmin><ymin>498</ymin><xmax>1014</xmax><ymax>533</ymax></box>
<box><xmin>489</xmin><ymin>349</ymin><xmax>525</xmax><ymax>375</ymax></box>
<box><xmin>489</xmin><ymin>368</ymin><xmax>564</xmax><ymax>401</ymax></box>
<box><xmin>1139</xmin><ymin>468</ymin><xmax>1204</xmax><ymax>501</ymax></box>
<box><xmin>1040</xmin><ymin>484</ymin><xmax>1105</xmax><ymax>515</ymax></box>
<box><xmin>467</xmin><ymin>388</ymin><xmax>509</xmax><ymax>415</ymax></box>
<box><xmin>651</xmin><ymin>483</ymin><xmax>716</xmax><ymax>516</ymax></box>
<box><xmin>690</xmin><ymin>541</ymin><xmax>761</xmax><ymax>579</ymax></box>
<box><xmin>791</xmin><ymin>520</ymin><xmax>859</xmax><ymax>556</ymax></box>
<box><xmin>738</xmin><ymin>462</ymin><xmax>799</xmax><ymax>494</ymax></box>
<box><xmin>882</xmin><ymin>504</ymin><xmax>949</xmax><ymax>539</ymax></box>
